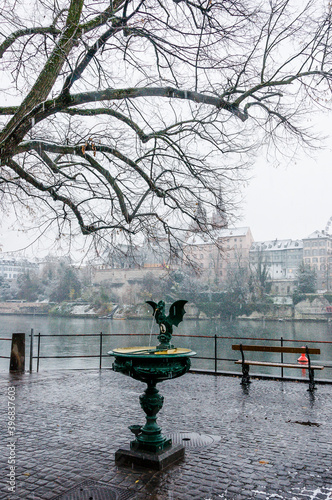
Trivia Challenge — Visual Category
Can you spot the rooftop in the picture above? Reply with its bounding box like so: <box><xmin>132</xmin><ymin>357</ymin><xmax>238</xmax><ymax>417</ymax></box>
<box><xmin>250</xmin><ymin>239</ymin><xmax>303</xmax><ymax>252</ymax></box>
<box><xmin>304</xmin><ymin>230</ymin><xmax>332</xmax><ymax>240</ymax></box>
<box><xmin>186</xmin><ymin>226</ymin><xmax>251</xmax><ymax>246</ymax></box>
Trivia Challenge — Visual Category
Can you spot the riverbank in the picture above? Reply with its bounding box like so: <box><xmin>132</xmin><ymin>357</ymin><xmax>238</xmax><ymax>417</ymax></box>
<box><xmin>0</xmin><ymin>297</ymin><xmax>331</xmax><ymax>321</ymax></box>
<box><xmin>0</xmin><ymin>301</ymin><xmax>50</xmax><ymax>315</ymax></box>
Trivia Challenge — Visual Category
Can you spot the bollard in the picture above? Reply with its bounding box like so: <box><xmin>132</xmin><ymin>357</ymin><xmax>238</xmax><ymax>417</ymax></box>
<box><xmin>10</xmin><ymin>333</ymin><xmax>25</xmax><ymax>372</ymax></box>
<box><xmin>298</xmin><ymin>349</ymin><xmax>308</xmax><ymax>364</ymax></box>
<box><xmin>298</xmin><ymin>346</ymin><xmax>308</xmax><ymax>378</ymax></box>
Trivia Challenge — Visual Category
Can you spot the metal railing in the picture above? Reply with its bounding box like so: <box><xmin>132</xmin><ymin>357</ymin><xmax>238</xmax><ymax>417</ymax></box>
<box><xmin>1</xmin><ymin>331</ymin><xmax>331</xmax><ymax>381</ymax></box>
<box><xmin>179</xmin><ymin>333</ymin><xmax>332</xmax><ymax>380</ymax></box>
<box><xmin>0</xmin><ymin>337</ymin><xmax>12</xmax><ymax>360</ymax></box>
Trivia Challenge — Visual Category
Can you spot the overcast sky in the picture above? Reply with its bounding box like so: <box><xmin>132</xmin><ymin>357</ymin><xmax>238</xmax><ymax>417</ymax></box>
<box><xmin>240</xmin><ymin>111</ymin><xmax>332</xmax><ymax>243</ymax></box>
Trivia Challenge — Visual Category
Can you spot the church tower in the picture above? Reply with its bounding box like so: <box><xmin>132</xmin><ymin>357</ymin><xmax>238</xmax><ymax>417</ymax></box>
<box><xmin>211</xmin><ymin>186</ymin><xmax>228</xmax><ymax>229</ymax></box>
<box><xmin>189</xmin><ymin>198</ymin><xmax>208</xmax><ymax>233</ymax></box>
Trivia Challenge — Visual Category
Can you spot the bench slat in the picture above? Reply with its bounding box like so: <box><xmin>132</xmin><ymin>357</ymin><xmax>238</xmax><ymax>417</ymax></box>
<box><xmin>232</xmin><ymin>344</ymin><xmax>320</xmax><ymax>355</ymax></box>
<box><xmin>235</xmin><ymin>360</ymin><xmax>324</xmax><ymax>369</ymax></box>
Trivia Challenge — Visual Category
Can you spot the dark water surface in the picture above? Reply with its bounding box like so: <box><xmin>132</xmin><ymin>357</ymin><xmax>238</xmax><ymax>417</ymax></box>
<box><xmin>0</xmin><ymin>315</ymin><xmax>331</xmax><ymax>378</ymax></box>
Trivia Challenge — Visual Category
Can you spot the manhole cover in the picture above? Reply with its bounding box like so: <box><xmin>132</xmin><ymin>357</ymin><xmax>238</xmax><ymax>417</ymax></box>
<box><xmin>167</xmin><ymin>432</ymin><xmax>221</xmax><ymax>448</ymax></box>
<box><xmin>51</xmin><ymin>480</ymin><xmax>135</xmax><ymax>500</ymax></box>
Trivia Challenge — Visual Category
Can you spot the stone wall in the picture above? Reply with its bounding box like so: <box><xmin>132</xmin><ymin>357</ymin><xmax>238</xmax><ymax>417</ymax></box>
<box><xmin>294</xmin><ymin>296</ymin><xmax>331</xmax><ymax>320</ymax></box>
<box><xmin>0</xmin><ymin>301</ymin><xmax>50</xmax><ymax>315</ymax></box>
<box><xmin>91</xmin><ymin>267</ymin><xmax>169</xmax><ymax>304</ymax></box>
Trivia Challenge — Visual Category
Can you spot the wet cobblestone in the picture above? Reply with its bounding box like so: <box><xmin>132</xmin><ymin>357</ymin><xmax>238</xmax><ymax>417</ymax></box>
<box><xmin>0</xmin><ymin>370</ymin><xmax>331</xmax><ymax>499</ymax></box>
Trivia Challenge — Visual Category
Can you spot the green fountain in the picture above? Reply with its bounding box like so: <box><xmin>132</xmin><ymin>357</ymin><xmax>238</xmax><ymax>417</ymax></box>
<box><xmin>108</xmin><ymin>299</ymin><xmax>196</xmax><ymax>470</ymax></box>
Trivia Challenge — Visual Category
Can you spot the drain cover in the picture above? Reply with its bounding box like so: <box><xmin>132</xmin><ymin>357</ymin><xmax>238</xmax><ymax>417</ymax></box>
<box><xmin>51</xmin><ymin>480</ymin><xmax>135</xmax><ymax>500</ymax></box>
<box><xmin>167</xmin><ymin>432</ymin><xmax>221</xmax><ymax>448</ymax></box>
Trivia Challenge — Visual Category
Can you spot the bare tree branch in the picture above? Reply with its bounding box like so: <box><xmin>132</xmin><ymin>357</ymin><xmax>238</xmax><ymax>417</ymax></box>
<box><xmin>0</xmin><ymin>0</ymin><xmax>331</xmax><ymax>258</ymax></box>
<box><xmin>0</xmin><ymin>27</ymin><xmax>61</xmax><ymax>58</ymax></box>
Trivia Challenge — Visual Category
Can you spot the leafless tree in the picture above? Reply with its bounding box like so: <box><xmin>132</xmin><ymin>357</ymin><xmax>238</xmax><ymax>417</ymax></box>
<box><xmin>0</xmin><ymin>0</ymin><xmax>331</xmax><ymax>260</ymax></box>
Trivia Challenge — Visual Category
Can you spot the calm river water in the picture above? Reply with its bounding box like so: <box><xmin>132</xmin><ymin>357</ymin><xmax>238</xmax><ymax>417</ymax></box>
<box><xmin>1</xmin><ymin>315</ymin><xmax>331</xmax><ymax>379</ymax></box>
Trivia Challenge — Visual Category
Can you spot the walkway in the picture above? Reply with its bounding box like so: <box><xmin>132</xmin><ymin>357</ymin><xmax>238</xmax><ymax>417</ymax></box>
<box><xmin>0</xmin><ymin>370</ymin><xmax>331</xmax><ymax>499</ymax></box>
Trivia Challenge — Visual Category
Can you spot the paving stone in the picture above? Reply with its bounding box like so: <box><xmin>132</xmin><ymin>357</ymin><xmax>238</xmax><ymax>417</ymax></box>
<box><xmin>1</xmin><ymin>370</ymin><xmax>332</xmax><ymax>499</ymax></box>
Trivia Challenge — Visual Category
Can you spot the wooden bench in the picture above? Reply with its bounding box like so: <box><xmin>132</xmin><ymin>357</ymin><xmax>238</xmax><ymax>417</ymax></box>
<box><xmin>232</xmin><ymin>344</ymin><xmax>324</xmax><ymax>392</ymax></box>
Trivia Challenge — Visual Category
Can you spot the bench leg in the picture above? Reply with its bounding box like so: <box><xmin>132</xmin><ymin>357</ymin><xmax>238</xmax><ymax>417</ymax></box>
<box><xmin>308</xmin><ymin>369</ymin><xmax>316</xmax><ymax>392</ymax></box>
<box><xmin>241</xmin><ymin>363</ymin><xmax>251</xmax><ymax>386</ymax></box>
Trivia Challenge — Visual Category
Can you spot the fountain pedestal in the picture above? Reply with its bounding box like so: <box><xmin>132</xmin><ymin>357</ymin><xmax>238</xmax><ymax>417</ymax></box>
<box><xmin>109</xmin><ymin>346</ymin><xmax>196</xmax><ymax>470</ymax></box>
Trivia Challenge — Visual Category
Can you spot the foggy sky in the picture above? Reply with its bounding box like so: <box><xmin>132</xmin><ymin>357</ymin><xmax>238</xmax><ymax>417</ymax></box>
<box><xmin>240</xmin><ymin>112</ymin><xmax>332</xmax><ymax>242</ymax></box>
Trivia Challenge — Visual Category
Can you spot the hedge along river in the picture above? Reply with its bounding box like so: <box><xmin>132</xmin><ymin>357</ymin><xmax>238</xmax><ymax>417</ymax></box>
<box><xmin>0</xmin><ymin>315</ymin><xmax>331</xmax><ymax>379</ymax></box>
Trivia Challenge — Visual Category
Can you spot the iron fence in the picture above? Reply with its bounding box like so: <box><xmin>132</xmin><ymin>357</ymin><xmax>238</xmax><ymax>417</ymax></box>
<box><xmin>1</xmin><ymin>331</ymin><xmax>331</xmax><ymax>381</ymax></box>
<box><xmin>1</xmin><ymin>330</ymin><xmax>331</xmax><ymax>381</ymax></box>
<box><xmin>0</xmin><ymin>336</ymin><xmax>13</xmax><ymax>359</ymax></box>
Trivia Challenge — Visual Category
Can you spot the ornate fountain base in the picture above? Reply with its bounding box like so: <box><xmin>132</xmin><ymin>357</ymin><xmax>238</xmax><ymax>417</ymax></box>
<box><xmin>115</xmin><ymin>443</ymin><xmax>185</xmax><ymax>470</ymax></box>
<box><xmin>131</xmin><ymin>380</ymin><xmax>171</xmax><ymax>453</ymax></box>
<box><xmin>109</xmin><ymin>346</ymin><xmax>196</xmax><ymax>470</ymax></box>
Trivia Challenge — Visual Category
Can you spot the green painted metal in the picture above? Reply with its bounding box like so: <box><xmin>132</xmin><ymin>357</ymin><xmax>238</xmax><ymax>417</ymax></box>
<box><xmin>109</xmin><ymin>299</ymin><xmax>196</xmax><ymax>454</ymax></box>
<box><xmin>110</xmin><ymin>348</ymin><xmax>195</xmax><ymax>452</ymax></box>
<box><xmin>146</xmin><ymin>300</ymin><xmax>187</xmax><ymax>349</ymax></box>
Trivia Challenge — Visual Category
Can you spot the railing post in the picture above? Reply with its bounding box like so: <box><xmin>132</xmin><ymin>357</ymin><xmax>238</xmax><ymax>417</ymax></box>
<box><xmin>214</xmin><ymin>334</ymin><xmax>217</xmax><ymax>373</ymax></box>
<box><xmin>29</xmin><ymin>328</ymin><xmax>34</xmax><ymax>372</ymax></box>
<box><xmin>10</xmin><ymin>333</ymin><xmax>25</xmax><ymax>372</ymax></box>
<box><xmin>37</xmin><ymin>332</ymin><xmax>41</xmax><ymax>372</ymax></box>
<box><xmin>281</xmin><ymin>336</ymin><xmax>284</xmax><ymax>379</ymax></box>
<box><xmin>99</xmin><ymin>331</ymin><xmax>103</xmax><ymax>370</ymax></box>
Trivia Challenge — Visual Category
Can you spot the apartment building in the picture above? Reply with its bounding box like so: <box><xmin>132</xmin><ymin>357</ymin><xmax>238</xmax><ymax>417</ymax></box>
<box><xmin>0</xmin><ymin>256</ymin><xmax>38</xmax><ymax>280</ymax></box>
<box><xmin>249</xmin><ymin>239</ymin><xmax>303</xmax><ymax>295</ymax></box>
<box><xmin>302</xmin><ymin>230</ymin><xmax>332</xmax><ymax>291</ymax></box>
<box><xmin>183</xmin><ymin>227</ymin><xmax>254</xmax><ymax>285</ymax></box>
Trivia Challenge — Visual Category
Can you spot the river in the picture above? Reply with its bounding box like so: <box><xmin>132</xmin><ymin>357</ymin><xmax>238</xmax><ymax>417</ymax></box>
<box><xmin>0</xmin><ymin>315</ymin><xmax>331</xmax><ymax>379</ymax></box>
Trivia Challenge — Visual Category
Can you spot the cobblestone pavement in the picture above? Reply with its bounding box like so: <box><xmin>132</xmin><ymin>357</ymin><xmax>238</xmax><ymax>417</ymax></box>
<box><xmin>0</xmin><ymin>369</ymin><xmax>331</xmax><ymax>500</ymax></box>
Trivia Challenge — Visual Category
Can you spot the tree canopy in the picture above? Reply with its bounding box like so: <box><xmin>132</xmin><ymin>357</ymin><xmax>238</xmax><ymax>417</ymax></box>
<box><xmin>0</xmin><ymin>0</ymin><xmax>332</xmax><ymax>259</ymax></box>
<box><xmin>295</xmin><ymin>261</ymin><xmax>317</xmax><ymax>294</ymax></box>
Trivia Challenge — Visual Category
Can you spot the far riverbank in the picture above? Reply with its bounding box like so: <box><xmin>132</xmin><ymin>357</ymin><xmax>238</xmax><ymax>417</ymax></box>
<box><xmin>0</xmin><ymin>295</ymin><xmax>331</xmax><ymax>321</ymax></box>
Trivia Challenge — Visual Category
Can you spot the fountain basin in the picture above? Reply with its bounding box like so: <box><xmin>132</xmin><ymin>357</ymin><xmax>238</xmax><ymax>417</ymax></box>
<box><xmin>109</xmin><ymin>346</ymin><xmax>196</xmax><ymax>383</ymax></box>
